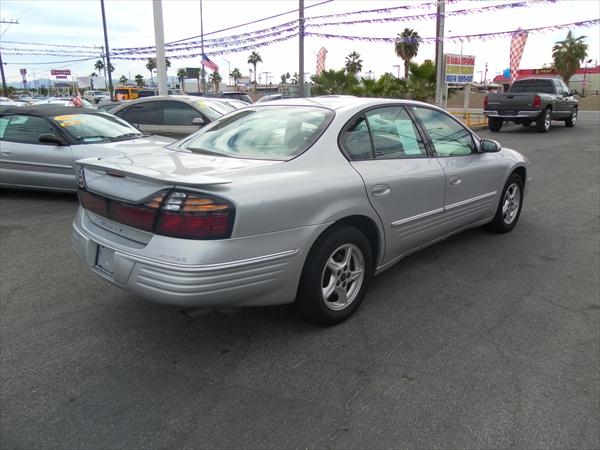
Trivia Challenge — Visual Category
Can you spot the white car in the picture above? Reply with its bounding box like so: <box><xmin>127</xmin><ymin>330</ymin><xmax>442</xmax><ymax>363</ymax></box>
<box><xmin>83</xmin><ymin>90</ymin><xmax>110</xmax><ymax>104</ymax></box>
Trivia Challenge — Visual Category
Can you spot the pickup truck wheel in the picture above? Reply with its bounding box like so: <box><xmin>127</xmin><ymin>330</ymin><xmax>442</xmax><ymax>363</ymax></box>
<box><xmin>565</xmin><ymin>108</ymin><xmax>577</xmax><ymax>127</ymax></box>
<box><xmin>488</xmin><ymin>118</ymin><xmax>502</xmax><ymax>132</ymax></box>
<box><xmin>536</xmin><ymin>108</ymin><xmax>551</xmax><ymax>132</ymax></box>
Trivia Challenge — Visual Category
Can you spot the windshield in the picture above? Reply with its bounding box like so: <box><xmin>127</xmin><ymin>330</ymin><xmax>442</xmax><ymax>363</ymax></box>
<box><xmin>191</xmin><ymin>99</ymin><xmax>231</xmax><ymax>121</ymax></box>
<box><xmin>509</xmin><ymin>79</ymin><xmax>555</xmax><ymax>94</ymax></box>
<box><xmin>182</xmin><ymin>105</ymin><xmax>333</xmax><ymax>161</ymax></box>
<box><xmin>51</xmin><ymin>113</ymin><xmax>142</xmax><ymax>143</ymax></box>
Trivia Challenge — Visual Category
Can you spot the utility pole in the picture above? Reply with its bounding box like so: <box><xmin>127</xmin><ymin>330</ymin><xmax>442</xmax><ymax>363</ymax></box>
<box><xmin>200</xmin><ymin>0</ymin><xmax>206</xmax><ymax>93</ymax></box>
<box><xmin>0</xmin><ymin>19</ymin><xmax>19</xmax><ymax>97</ymax></box>
<box><xmin>393</xmin><ymin>64</ymin><xmax>401</xmax><ymax>78</ymax></box>
<box><xmin>434</xmin><ymin>0</ymin><xmax>445</xmax><ymax>107</ymax></box>
<box><xmin>483</xmin><ymin>62</ymin><xmax>488</xmax><ymax>85</ymax></box>
<box><xmin>298</xmin><ymin>0</ymin><xmax>305</xmax><ymax>97</ymax></box>
<box><xmin>152</xmin><ymin>0</ymin><xmax>168</xmax><ymax>96</ymax></box>
<box><xmin>100</xmin><ymin>0</ymin><xmax>114</xmax><ymax>99</ymax></box>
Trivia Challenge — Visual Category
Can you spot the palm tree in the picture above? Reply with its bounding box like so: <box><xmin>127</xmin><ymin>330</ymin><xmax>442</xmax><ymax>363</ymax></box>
<box><xmin>118</xmin><ymin>75</ymin><xmax>128</xmax><ymax>85</ymax></box>
<box><xmin>107</xmin><ymin>62</ymin><xmax>115</xmax><ymax>73</ymax></box>
<box><xmin>94</xmin><ymin>60</ymin><xmax>104</xmax><ymax>73</ymax></box>
<box><xmin>395</xmin><ymin>28</ymin><xmax>422</xmax><ymax>80</ymax></box>
<box><xmin>145</xmin><ymin>58</ymin><xmax>156</xmax><ymax>83</ymax></box>
<box><xmin>290</xmin><ymin>72</ymin><xmax>299</xmax><ymax>84</ymax></box>
<box><xmin>345</xmin><ymin>51</ymin><xmax>363</xmax><ymax>75</ymax></box>
<box><xmin>407</xmin><ymin>60</ymin><xmax>436</xmax><ymax>101</ymax></box>
<box><xmin>247</xmin><ymin>51</ymin><xmax>263</xmax><ymax>84</ymax></box>
<box><xmin>134</xmin><ymin>74</ymin><xmax>145</xmax><ymax>87</ymax></box>
<box><xmin>208</xmin><ymin>71</ymin><xmax>222</xmax><ymax>91</ymax></box>
<box><xmin>310</xmin><ymin>69</ymin><xmax>359</xmax><ymax>95</ymax></box>
<box><xmin>89</xmin><ymin>72</ymin><xmax>97</xmax><ymax>89</ymax></box>
<box><xmin>552</xmin><ymin>31</ymin><xmax>589</xmax><ymax>85</ymax></box>
<box><xmin>176</xmin><ymin>68</ymin><xmax>186</xmax><ymax>91</ymax></box>
<box><xmin>230</xmin><ymin>68</ymin><xmax>242</xmax><ymax>89</ymax></box>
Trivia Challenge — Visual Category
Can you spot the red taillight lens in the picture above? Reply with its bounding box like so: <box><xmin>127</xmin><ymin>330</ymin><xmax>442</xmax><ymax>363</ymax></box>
<box><xmin>79</xmin><ymin>190</ymin><xmax>108</xmax><ymax>217</ymax></box>
<box><xmin>78</xmin><ymin>186</ymin><xmax>234</xmax><ymax>240</ymax></box>
<box><xmin>484</xmin><ymin>95</ymin><xmax>489</xmax><ymax>109</ymax></box>
<box><xmin>155</xmin><ymin>192</ymin><xmax>234</xmax><ymax>240</ymax></box>
<box><xmin>532</xmin><ymin>95</ymin><xmax>541</xmax><ymax>108</ymax></box>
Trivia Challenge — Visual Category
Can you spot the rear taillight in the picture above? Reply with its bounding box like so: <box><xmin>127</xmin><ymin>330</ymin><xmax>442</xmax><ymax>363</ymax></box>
<box><xmin>155</xmin><ymin>192</ymin><xmax>234</xmax><ymax>240</ymax></box>
<box><xmin>532</xmin><ymin>95</ymin><xmax>541</xmax><ymax>108</ymax></box>
<box><xmin>484</xmin><ymin>95</ymin><xmax>489</xmax><ymax>109</ymax></box>
<box><xmin>78</xmin><ymin>184</ymin><xmax>234</xmax><ymax>240</ymax></box>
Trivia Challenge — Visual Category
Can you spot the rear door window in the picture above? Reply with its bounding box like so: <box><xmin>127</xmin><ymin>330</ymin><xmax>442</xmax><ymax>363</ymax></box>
<box><xmin>160</xmin><ymin>101</ymin><xmax>204</xmax><ymax>125</ymax></box>
<box><xmin>116</xmin><ymin>103</ymin><xmax>160</xmax><ymax>125</ymax></box>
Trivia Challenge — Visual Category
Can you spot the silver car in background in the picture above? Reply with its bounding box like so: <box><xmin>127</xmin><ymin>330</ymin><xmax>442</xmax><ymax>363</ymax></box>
<box><xmin>72</xmin><ymin>97</ymin><xmax>530</xmax><ymax>324</ymax></box>
<box><xmin>0</xmin><ymin>105</ymin><xmax>174</xmax><ymax>192</ymax></box>
<box><xmin>110</xmin><ymin>95</ymin><xmax>232</xmax><ymax>139</ymax></box>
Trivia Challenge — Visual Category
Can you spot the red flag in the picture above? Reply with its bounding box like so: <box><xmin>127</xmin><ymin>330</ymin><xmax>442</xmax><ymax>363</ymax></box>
<box><xmin>510</xmin><ymin>29</ymin><xmax>528</xmax><ymax>84</ymax></box>
<box><xmin>71</xmin><ymin>87</ymin><xmax>83</xmax><ymax>107</ymax></box>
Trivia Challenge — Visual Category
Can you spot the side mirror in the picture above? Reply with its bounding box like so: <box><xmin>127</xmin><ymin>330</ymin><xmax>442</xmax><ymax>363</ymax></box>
<box><xmin>570</xmin><ymin>90</ymin><xmax>577</xmax><ymax>96</ymax></box>
<box><xmin>480</xmin><ymin>138</ymin><xmax>501</xmax><ymax>153</ymax></box>
<box><xmin>192</xmin><ymin>117</ymin><xmax>205</xmax><ymax>126</ymax></box>
<box><xmin>38</xmin><ymin>132</ymin><xmax>66</xmax><ymax>145</ymax></box>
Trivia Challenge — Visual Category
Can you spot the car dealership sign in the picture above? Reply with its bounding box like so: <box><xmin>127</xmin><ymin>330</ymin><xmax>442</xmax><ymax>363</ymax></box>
<box><xmin>51</xmin><ymin>69</ymin><xmax>71</xmax><ymax>76</ymax></box>
<box><xmin>445</xmin><ymin>54</ymin><xmax>475</xmax><ymax>84</ymax></box>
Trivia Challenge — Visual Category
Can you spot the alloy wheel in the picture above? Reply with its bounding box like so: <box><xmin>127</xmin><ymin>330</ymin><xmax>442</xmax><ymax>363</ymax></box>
<box><xmin>321</xmin><ymin>243</ymin><xmax>365</xmax><ymax>311</ymax></box>
<box><xmin>502</xmin><ymin>183</ymin><xmax>521</xmax><ymax>225</ymax></box>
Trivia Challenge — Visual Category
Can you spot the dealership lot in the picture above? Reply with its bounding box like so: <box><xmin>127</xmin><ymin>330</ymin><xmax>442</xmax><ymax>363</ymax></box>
<box><xmin>1</xmin><ymin>112</ymin><xmax>598</xmax><ymax>448</ymax></box>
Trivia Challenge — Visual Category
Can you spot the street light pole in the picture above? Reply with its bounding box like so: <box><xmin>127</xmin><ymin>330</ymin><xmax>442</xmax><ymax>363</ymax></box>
<box><xmin>298</xmin><ymin>0</ymin><xmax>305</xmax><ymax>97</ymax></box>
<box><xmin>152</xmin><ymin>0</ymin><xmax>168</xmax><ymax>96</ymax></box>
<box><xmin>200</xmin><ymin>0</ymin><xmax>206</xmax><ymax>93</ymax></box>
<box><xmin>434</xmin><ymin>0</ymin><xmax>445</xmax><ymax>107</ymax></box>
<box><xmin>100</xmin><ymin>0</ymin><xmax>114</xmax><ymax>100</ymax></box>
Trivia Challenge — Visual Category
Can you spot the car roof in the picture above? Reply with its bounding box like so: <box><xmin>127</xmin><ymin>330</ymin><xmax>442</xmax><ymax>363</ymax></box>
<box><xmin>0</xmin><ymin>105</ymin><xmax>101</xmax><ymax>117</ymax></box>
<box><xmin>249</xmin><ymin>96</ymin><xmax>439</xmax><ymax>112</ymax></box>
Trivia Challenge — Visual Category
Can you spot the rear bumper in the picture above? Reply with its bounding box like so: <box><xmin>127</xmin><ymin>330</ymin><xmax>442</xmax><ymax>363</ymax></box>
<box><xmin>484</xmin><ymin>110</ymin><xmax>540</xmax><ymax>119</ymax></box>
<box><xmin>72</xmin><ymin>208</ymin><xmax>326</xmax><ymax>308</ymax></box>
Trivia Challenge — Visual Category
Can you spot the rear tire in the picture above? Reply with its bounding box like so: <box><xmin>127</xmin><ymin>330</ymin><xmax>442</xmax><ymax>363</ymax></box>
<box><xmin>488</xmin><ymin>118</ymin><xmax>503</xmax><ymax>132</ymax></box>
<box><xmin>296</xmin><ymin>225</ymin><xmax>373</xmax><ymax>325</ymax></box>
<box><xmin>565</xmin><ymin>108</ymin><xmax>577</xmax><ymax>127</ymax></box>
<box><xmin>488</xmin><ymin>173</ymin><xmax>524</xmax><ymax>233</ymax></box>
<box><xmin>536</xmin><ymin>108</ymin><xmax>551</xmax><ymax>132</ymax></box>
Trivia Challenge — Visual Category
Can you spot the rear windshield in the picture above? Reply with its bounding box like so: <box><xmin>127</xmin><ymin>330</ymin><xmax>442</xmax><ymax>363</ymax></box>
<box><xmin>181</xmin><ymin>106</ymin><xmax>334</xmax><ymax>161</ymax></box>
<box><xmin>509</xmin><ymin>79</ymin><xmax>555</xmax><ymax>94</ymax></box>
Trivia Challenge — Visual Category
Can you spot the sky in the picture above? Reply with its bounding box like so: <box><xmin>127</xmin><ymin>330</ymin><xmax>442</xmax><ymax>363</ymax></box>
<box><xmin>1</xmin><ymin>0</ymin><xmax>599</xmax><ymax>86</ymax></box>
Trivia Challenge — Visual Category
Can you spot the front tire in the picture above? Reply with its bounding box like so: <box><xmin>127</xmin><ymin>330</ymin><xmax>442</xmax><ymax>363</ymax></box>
<box><xmin>488</xmin><ymin>173</ymin><xmax>524</xmax><ymax>233</ymax></box>
<box><xmin>296</xmin><ymin>226</ymin><xmax>373</xmax><ymax>325</ymax></box>
<box><xmin>536</xmin><ymin>108</ymin><xmax>551</xmax><ymax>132</ymax></box>
<box><xmin>488</xmin><ymin>117</ymin><xmax>503</xmax><ymax>132</ymax></box>
<box><xmin>565</xmin><ymin>108</ymin><xmax>577</xmax><ymax>127</ymax></box>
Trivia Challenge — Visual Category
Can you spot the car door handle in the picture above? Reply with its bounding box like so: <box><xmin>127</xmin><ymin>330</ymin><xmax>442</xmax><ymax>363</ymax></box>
<box><xmin>449</xmin><ymin>176</ymin><xmax>462</xmax><ymax>185</ymax></box>
<box><xmin>371</xmin><ymin>184</ymin><xmax>391</xmax><ymax>197</ymax></box>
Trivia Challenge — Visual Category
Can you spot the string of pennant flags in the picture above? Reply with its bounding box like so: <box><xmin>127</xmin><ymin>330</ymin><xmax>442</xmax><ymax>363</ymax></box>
<box><xmin>2</xmin><ymin>18</ymin><xmax>597</xmax><ymax>61</ymax></box>
<box><xmin>3</xmin><ymin>0</ymin><xmax>561</xmax><ymax>56</ymax></box>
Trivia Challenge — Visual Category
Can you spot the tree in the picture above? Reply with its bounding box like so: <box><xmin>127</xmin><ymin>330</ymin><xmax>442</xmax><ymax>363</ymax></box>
<box><xmin>230</xmin><ymin>68</ymin><xmax>242</xmax><ymax>89</ymax></box>
<box><xmin>407</xmin><ymin>60</ymin><xmax>436</xmax><ymax>101</ymax></box>
<box><xmin>552</xmin><ymin>30</ymin><xmax>588</xmax><ymax>85</ymax></box>
<box><xmin>247</xmin><ymin>51</ymin><xmax>263</xmax><ymax>84</ymax></box>
<box><xmin>176</xmin><ymin>68</ymin><xmax>187</xmax><ymax>91</ymax></box>
<box><xmin>310</xmin><ymin>69</ymin><xmax>359</xmax><ymax>95</ymax></box>
<box><xmin>394</xmin><ymin>28</ymin><xmax>422</xmax><ymax>80</ymax></box>
<box><xmin>107</xmin><ymin>62</ymin><xmax>115</xmax><ymax>73</ymax></box>
<box><xmin>345</xmin><ymin>51</ymin><xmax>363</xmax><ymax>75</ymax></box>
<box><xmin>280</xmin><ymin>72</ymin><xmax>291</xmax><ymax>84</ymax></box>
<box><xmin>134</xmin><ymin>74</ymin><xmax>145</xmax><ymax>87</ymax></box>
<box><xmin>290</xmin><ymin>72</ymin><xmax>299</xmax><ymax>84</ymax></box>
<box><xmin>208</xmin><ymin>71</ymin><xmax>222</xmax><ymax>91</ymax></box>
<box><xmin>146</xmin><ymin>57</ymin><xmax>171</xmax><ymax>84</ymax></box>
<box><xmin>89</xmin><ymin>72</ymin><xmax>97</xmax><ymax>89</ymax></box>
<box><xmin>118</xmin><ymin>75</ymin><xmax>128</xmax><ymax>85</ymax></box>
<box><xmin>94</xmin><ymin>60</ymin><xmax>104</xmax><ymax>73</ymax></box>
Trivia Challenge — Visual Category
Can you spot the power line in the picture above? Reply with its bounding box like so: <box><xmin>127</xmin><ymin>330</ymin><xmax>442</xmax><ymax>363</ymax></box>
<box><xmin>167</xmin><ymin>0</ymin><xmax>333</xmax><ymax>44</ymax></box>
<box><xmin>3</xmin><ymin>57</ymin><xmax>97</xmax><ymax>65</ymax></box>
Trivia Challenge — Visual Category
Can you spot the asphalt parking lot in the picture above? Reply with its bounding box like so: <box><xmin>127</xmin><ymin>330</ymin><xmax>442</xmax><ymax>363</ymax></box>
<box><xmin>1</xmin><ymin>112</ymin><xmax>598</xmax><ymax>449</ymax></box>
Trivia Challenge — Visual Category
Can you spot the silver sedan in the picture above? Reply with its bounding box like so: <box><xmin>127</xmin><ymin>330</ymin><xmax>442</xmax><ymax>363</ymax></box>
<box><xmin>72</xmin><ymin>97</ymin><xmax>530</xmax><ymax>324</ymax></box>
<box><xmin>0</xmin><ymin>105</ymin><xmax>174</xmax><ymax>192</ymax></box>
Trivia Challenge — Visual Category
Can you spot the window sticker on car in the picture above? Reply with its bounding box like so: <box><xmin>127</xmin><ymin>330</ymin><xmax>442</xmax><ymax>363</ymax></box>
<box><xmin>0</xmin><ymin>118</ymin><xmax>9</xmax><ymax>138</ymax></box>
<box><xmin>53</xmin><ymin>115</ymin><xmax>83</xmax><ymax>127</ymax></box>
<box><xmin>395</xmin><ymin>119</ymin><xmax>421</xmax><ymax>154</ymax></box>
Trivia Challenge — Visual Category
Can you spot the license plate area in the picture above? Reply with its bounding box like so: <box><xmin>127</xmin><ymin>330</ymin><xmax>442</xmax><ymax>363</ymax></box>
<box><xmin>95</xmin><ymin>245</ymin><xmax>115</xmax><ymax>276</ymax></box>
